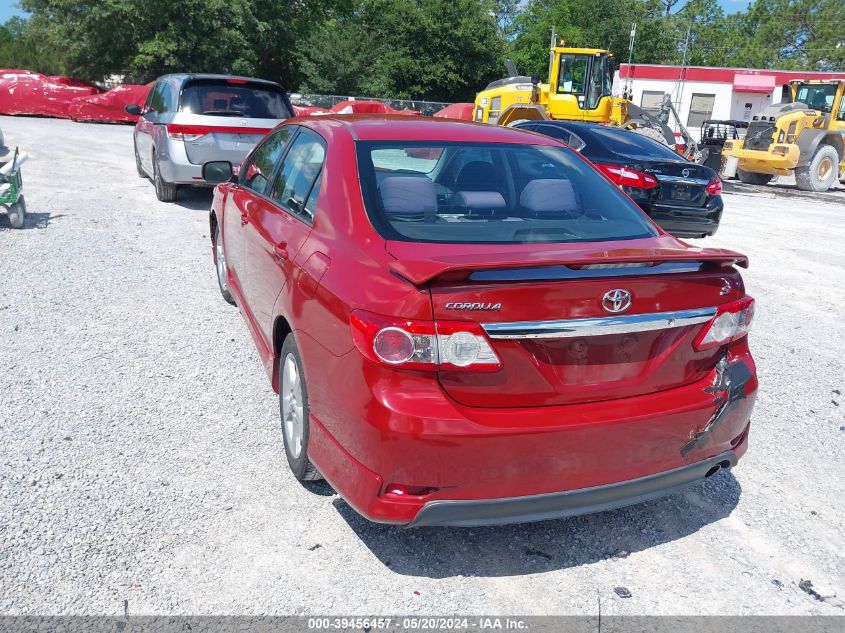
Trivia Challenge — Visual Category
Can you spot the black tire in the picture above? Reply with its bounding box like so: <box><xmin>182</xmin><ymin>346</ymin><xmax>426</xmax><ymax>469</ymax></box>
<box><xmin>795</xmin><ymin>144</ymin><xmax>839</xmax><ymax>192</ymax></box>
<box><xmin>152</xmin><ymin>150</ymin><xmax>178</xmax><ymax>202</ymax></box>
<box><xmin>133</xmin><ymin>139</ymin><xmax>146</xmax><ymax>177</ymax></box>
<box><xmin>737</xmin><ymin>170</ymin><xmax>773</xmax><ymax>186</ymax></box>
<box><xmin>279</xmin><ymin>336</ymin><xmax>322</xmax><ymax>481</ymax></box>
<box><xmin>7</xmin><ymin>195</ymin><xmax>26</xmax><ymax>229</ymax></box>
<box><xmin>213</xmin><ymin>221</ymin><xmax>235</xmax><ymax>305</ymax></box>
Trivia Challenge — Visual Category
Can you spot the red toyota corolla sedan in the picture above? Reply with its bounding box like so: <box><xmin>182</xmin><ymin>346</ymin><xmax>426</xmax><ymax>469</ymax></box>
<box><xmin>204</xmin><ymin>116</ymin><xmax>758</xmax><ymax>527</ymax></box>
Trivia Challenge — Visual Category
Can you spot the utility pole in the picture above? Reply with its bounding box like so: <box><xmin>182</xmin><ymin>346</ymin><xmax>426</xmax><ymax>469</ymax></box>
<box><xmin>623</xmin><ymin>22</ymin><xmax>636</xmax><ymax>99</ymax></box>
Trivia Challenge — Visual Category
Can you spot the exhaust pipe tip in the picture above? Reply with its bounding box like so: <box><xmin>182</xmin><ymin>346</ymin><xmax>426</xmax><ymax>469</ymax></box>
<box><xmin>705</xmin><ymin>464</ymin><xmax>722</xmax><ymax>478</ymax></box>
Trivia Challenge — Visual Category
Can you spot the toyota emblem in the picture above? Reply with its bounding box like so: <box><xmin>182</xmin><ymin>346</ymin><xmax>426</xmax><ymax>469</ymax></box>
<box><xmin>602</xmin><ymin>289</ymin><xmax>632</xmax><ymax>313</ymax></box>
<box><xmin>682</xmin><ymin>168</ymin><xmax>690</xmax><ymax>178</ymax></box>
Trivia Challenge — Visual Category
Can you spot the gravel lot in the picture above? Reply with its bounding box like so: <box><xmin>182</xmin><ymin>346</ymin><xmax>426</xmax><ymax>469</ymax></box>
<box><xmin>1</xmin><ymin>115</ymin><xmax>843</xmax><ymax>616</ymax></box>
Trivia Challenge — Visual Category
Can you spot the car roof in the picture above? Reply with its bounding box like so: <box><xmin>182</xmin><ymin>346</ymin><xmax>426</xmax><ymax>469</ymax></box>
<box><xmin>298</xmin><ymin>115</ymin><xmax>562</xmax><ymax>144</ymax></box>
<box><xmin>158</xmin><ymin>73</ymin><xmax>282</xmax><ymax>87</ymax></box>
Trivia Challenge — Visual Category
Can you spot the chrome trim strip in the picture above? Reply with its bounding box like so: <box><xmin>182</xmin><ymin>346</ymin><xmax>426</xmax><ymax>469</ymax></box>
<box><xmin>482</xmin><ymin>307</ymin><xmax>717</xmax><ymax>339</ymax></box>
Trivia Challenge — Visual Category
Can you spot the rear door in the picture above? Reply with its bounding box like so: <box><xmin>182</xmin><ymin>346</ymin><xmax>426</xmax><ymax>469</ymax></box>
<box><xmin>244</xmin><ymin>128</ymin><xmax>326</xmax><ymax>341</ymax></box>
<box><xmin>224</xmin><ymin>127</ymin><xmax>293</xmax><ymax>301</ymax></box>
<box><xmin>172</xmin><ymin>78</ymin><xmax>292</xmax><ymax>167</ymax></box>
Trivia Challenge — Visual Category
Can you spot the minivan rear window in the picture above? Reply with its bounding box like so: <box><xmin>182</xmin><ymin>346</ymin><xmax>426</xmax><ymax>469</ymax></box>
<box><xmin>179</xmin><ymin>79</ymin><xmax>292</xmax><ymax>119</ymax></box>
<box><xmin>357</xmin><ymin>142</ymin><xmax>659</xmax><ymax>244</ymax></box>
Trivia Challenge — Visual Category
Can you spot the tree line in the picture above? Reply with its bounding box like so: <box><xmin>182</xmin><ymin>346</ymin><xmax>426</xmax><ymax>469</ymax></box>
<box><xmin>0</xmin><ymin>0</ymin><xmax>842</xmax><ymax>103</ymax></box>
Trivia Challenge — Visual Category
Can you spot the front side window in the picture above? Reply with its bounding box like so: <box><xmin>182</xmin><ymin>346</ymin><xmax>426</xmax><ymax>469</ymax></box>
<box><xmin>357</xmin><ymin>142</ymin><xmax>658</xmax><ymax>244</ymax></box>
<box><xmin>585</xmin><ymin>56</ymin><xmax>606</xmax><ymax>109</ymax></box>
<box><xmin>794</xmin><ymin>83</ymin><xmax>838</xmax><ymax>113</ymax></box>
<box><xmin>557</xmin><ymin>54</ymin><xmax>589</xmax><ymax>95</ymax></box>
<box><xmin>147</xmin><ymin>82</ymin><xmax>167</xmax><ymax>114</ymax></box>
<box><xmin>271</xmin><ymin>130</ymin><xmax>326</xmax><ymax>222</ymax></box>
<box><xmin>241</xmin><ymin>128</ymin><xmax>292</xmax><ymax>195</ymax></box>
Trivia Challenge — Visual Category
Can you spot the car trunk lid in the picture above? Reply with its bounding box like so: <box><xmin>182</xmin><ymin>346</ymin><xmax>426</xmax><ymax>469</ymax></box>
<box><xmin>638</xmin><ymin>160</ymin><xmax>714</xmax><ymax>207</ymax></box>
<box><xmin>387</xmin><ymin>237</ymin><xmax>746</xmax><ymax>408</ymax></box>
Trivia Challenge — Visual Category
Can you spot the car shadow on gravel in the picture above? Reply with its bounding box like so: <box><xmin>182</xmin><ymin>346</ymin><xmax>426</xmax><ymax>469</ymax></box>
<box><xmin>173</xmin><ymin>187</ymin><xmax>214</xmax><ymax>212</ymax></box>
<box><xmin>0</xmin><ymin>211</ymin><xmax>55</xmax><ymax>230</ymax></box>
<box><xmin>335</xmin><ymin>471</ymin><xmax>742</xmax><ymax>578</ymax></box>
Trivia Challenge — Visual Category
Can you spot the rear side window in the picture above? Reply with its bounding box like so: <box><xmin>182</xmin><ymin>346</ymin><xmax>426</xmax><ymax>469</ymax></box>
<box><xmin>271</xmin><ymin>129</ymin><xmax>326</xmax><ymax>222</ymax></box>
<box><xmin>241</xmin><ymin>128</ymin><xmax>292</xmax><ymax>195</ymax></box>
<box><xmin>357</xmin><ymin>142</ymin><xmax>658</xmax><ymax>244</ymax></box>
<box><xmin>534</xmin><ymin>124</ymin><xmax>587</xmax><ymax>152</ymax></box>
<box><xmin>179</xmin><ymin>79</ymin><xmax>292</xmax><ymax>119</ymax></box>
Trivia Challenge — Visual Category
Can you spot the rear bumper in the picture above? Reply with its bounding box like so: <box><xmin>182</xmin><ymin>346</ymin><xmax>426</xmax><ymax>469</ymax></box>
<box><xmin>644</xmin><ymin>197</ymin><xmax>723</xmax><ymax>238</ymax></box>
<box><xmin>304</xmin><ymin>334</ymin><xmax>757</xmax><ymax>527</ymax></box>
<box><xmin>408</xmin><ymin>450</ymin><xmax>738</xmax><ymax>527</ymax></box>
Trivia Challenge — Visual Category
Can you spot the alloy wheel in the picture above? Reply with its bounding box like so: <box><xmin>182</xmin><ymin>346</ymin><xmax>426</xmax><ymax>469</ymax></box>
<box><xmin>281</xmin><ymin>354</ymin><xmax>304</xmax><ymax>459</ymax></box>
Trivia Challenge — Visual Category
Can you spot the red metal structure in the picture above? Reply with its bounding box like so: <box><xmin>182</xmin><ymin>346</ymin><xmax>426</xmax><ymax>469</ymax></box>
<box><xmin>207</xmin><ymin>116</ymin><xmax>757</xmax><ymax>526</ymax></box>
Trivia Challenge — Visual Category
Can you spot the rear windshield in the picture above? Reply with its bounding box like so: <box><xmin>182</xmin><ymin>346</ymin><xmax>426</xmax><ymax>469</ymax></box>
<box><xmin>357</xmin><ymin>142</ymin><xmax>658</xmax><ymax>244</ymax></box>
<box><xmin>179</xmin><ymin>79</ymin><xmax>292</xmax><ymax>119</ymax></box>
<box><xmin>587</xmin><ymin>127</ymin><xmax>683</xmax><ymax>161</ymax></box>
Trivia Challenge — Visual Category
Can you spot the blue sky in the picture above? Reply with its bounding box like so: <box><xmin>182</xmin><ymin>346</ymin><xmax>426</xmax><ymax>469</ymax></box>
<box><xmin>0</xmin><ymin>0</ymin><xmax>755</xmax><ymax>24</ymax></box>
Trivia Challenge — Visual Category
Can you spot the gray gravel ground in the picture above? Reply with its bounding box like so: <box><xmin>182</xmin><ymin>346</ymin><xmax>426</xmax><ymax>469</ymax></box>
<box><xmin>0</xmin><ymin>115</ymin><xmax>843</xmax><ymax>616</ymax></box>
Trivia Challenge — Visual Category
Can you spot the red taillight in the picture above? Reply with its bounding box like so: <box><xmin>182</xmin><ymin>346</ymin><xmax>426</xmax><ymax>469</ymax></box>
<box><xmin>350</xmin><ymin>310</ymin><xmax>501</xmax><ymax>372</ymax></box>
<box><xmin>693</xmin><ymin>297</ymin><xmax>755</xmax><ymax>351</ymax></box>
<box><xmin>167</xmin><ymin>124</ymin><xmax>210</xmax><ymax>141</ymax></box>
<box><xmin>225</xmin><ymin>78</ymin><xmax>249</xmax><ymax>84</ymax></box>
<box><xmin>595</xmin><ymin>163</ymin><xmax>658</xmax><ymax>190</ymax></box>
<box><xmin>167</xmin><ymin>124</ymin><xmax>271</xmax><ymax>141</ymax></box>
<box><xmin>706</xmin><ymin>178</ymin><xmax>723</xmax><ymax>196</ymax></box>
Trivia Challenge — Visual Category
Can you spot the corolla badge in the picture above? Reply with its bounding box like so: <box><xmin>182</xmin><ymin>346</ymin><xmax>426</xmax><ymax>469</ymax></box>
<box><xmin>682</xmin><ymin>168</ymin><xmax>691</xmax><ymax>178</ymax></box>
<box><xmin>602</xmin><ymin>289</ymin><xmax>632</xmax><ymax>314</ymax></box>
<box><xmin>445</xmin><ymin>302</ymin><xmax>502</xmax><ymax>311</ymax></box>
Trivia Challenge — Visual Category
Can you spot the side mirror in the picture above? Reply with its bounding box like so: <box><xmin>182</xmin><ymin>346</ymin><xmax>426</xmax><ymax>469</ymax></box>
<box><xmin>124</xmin><ymin>103</ymin><xmax>143</xmax><ymax>116</ymax></box>
<box><xmin>203</xmin><ymin>161</ymin><xmax>234</xmax><ymax>184</ymax></box>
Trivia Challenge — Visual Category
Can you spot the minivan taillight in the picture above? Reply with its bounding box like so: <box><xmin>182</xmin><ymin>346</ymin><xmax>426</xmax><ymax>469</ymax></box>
<box><xmin>167</xmin><ymin>124</ymin><xmax>210</xmax><ymax>142</ymax></box>
<box><xmin>595</xmin><ymin>164</ymin><xmax>658</xmax><ymax>190</ymax></box>
<box><xmin>706</xmin><ymin>178</ymin><xmax>723</xmax><ymax>196</ymax></box>
<box><xmin>350</xmin><ymin>310</ymin><xmax>501</xmax><ymax>372</ymax></box>
<box><xmin>693</xmin><ymin>297</ymin><xmax>755</xmax><ymax>351</ymax></box>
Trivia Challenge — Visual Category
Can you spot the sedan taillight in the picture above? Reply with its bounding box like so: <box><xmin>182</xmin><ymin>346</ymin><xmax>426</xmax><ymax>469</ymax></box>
<box><xmin>595</xmin><ymin>164</ymin><xmax>658</xmax><ymax>190</ymax></box>
<box><xmin>706</xmin><ymin>178</ymin><xmax>723</xmax><ymax>196</ymax></box>
<box><xmin>693</xmin><ymin>297</ymin><xmax>755</xmax><ymax>351</ymax></box>
<box><xmin>350</xmin><ymin>310</ymin><xmax>501</xmax><ymax>372</ymax></box>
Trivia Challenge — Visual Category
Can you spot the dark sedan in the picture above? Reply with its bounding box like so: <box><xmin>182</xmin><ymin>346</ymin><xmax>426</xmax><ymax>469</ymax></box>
<box><xmin>514</xmin><ymin>120</ymin><xmax>723</xmax><ymax>238</ymax></box>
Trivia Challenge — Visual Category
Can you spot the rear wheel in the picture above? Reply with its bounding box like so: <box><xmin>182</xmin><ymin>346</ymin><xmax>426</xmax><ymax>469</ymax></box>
<box><xmin>795</xmin><ymin>145</ymin><xmax>839</xmax><ymax>192</ymax></box>
<box><xmin>152</xmin><ymin>150</ymin><xmax>178</xmax><ymax>202</ymax></box>
<box><xmin>7</xmin><ymin>195</ymin><xmax>26</xmax><ymax>229</ymax></box>
<box><xmin>279</xmin><ymin>336</ymin><xmax>322</xmax><ymax>481</ymax></box>
<box><xmin>213</xmin><ymin>221</ymin><xmax>235</xmax><ymax>305</ymax></box>
<box><xmin>737</xmin><ymin>170</ymin><xmax>773</xmax><ymax>186</ymax></box>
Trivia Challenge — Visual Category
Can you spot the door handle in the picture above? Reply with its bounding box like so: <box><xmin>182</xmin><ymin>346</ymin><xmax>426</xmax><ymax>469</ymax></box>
<box><xmin>273</xmin><ymin>242</ymin><xmax>289</xmax><ymax>262</ymax></box>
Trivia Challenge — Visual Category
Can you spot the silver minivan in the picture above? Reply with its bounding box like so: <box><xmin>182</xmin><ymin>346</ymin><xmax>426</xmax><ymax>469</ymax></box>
<box><xmin>127</xmin><ymin>74</ymin><xmax>293</xmax><ymax>202</ymax></box>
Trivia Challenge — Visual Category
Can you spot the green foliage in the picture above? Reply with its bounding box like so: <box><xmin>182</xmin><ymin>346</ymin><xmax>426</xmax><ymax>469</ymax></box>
<box><xmin>0</xmin><ymin>0</ymin><xmax>842</xmax><ymax>101</ymax></box>
<box><xmin>296</xmin><ymin>0</ymin><xmax>503</xmax><ymax>102</ymax></box>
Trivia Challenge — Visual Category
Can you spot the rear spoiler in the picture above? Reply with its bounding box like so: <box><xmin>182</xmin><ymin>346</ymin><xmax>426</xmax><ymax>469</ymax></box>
<box><xmin>389</xmin><ymin>250</ymin><xmax>748</xmax><ymax>286</ymax></box>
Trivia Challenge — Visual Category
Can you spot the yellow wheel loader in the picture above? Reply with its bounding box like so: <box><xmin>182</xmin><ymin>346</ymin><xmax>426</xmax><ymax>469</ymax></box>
<box><xmin>472</xmin><ymin>47</ymin><xmax>700</xmax><ymax>160</ymax></box>
<box><xmin>722</xmin><ymin>80</ymin><xmax>845</xmax><ymax>192</ymax></box>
